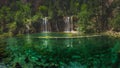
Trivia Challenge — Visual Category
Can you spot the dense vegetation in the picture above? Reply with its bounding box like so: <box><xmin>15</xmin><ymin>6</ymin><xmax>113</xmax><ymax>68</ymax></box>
<box><xmin>0</xmin><ymin>0</ymin><xmax>120</xmax><ymax>68</ymax></box>
<box><xmin>0</xmin><ymin>0</ymin><xmax>120</xmax><ymax>36</ymax></box>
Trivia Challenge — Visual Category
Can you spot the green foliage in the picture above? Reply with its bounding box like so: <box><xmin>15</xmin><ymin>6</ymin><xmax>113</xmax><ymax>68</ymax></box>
<box><xmin>0</xmin><ymin>0</ymin><xmax>120</xmax><ymax>35</ymax></box>
<box><xmin>77</xmin><ymin>4</ymin><xmax>94</xmax><ymax>33</ymax></box>
<box><xmin>0</xmin><ymin>38</ymin><xmax>8</xmax><ymax>60</ymax></box>
<box><xmin>39</xmin><ymin>6</ymin><xmax>48</xmax><ymax>17</ymax></box>
<box><xmin>14</xmin><ymin>2</ymin><xmax>31</xmax><ymax>23</ymax></box>
<box><xmin>0</xmin><ymin>6</ymin><xmax>11</xmax><ymax>21</ymax></box>
<box><xmin>69</xmin><ymin>0</ymin><xmax>80</xmax><ymax>15</ymax></box>
<box><xmin>0</xmin><ymin>6</ymin><xmax>11</xmax><ymax>33</ymax></box>
<box><xmin>110</xmin><ymin>12</ymin><xmax>120</xmax><ymax>31</ymax></box>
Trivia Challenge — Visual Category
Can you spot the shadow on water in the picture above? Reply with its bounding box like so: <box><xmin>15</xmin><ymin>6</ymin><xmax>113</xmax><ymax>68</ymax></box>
<box><xmin>0</xmin><ymin>33</ymin><xmax>120</xmax><ymax>68</ymax></box>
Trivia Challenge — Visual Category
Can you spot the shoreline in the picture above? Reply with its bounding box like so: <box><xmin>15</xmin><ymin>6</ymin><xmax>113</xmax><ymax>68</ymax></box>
<box><xmin>103</xmin><ymin>31</ymin><xmax>120</xmax><ymax>38</ymax></box>
<box><xmin>0</xmin><ymin>31</ymin><xmax>120</xmax><ymax>38</ymax></box>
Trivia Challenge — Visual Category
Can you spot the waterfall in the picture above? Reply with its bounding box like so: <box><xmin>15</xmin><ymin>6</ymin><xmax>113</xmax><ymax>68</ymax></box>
<box><xmin>64</xmin><ymin>17</ymin><xmax>70</xmax><ymax>32</ymax></box>
<box><xmin>64</xmin><ymin>16</ymin><xmax>74</xmax><ymax>32</ymax></box>
<box><xmin>42</xmin><ymin>17</ymin><xmax>51</xmax><ymax>32</ymax></box>
<box><xmin>42</xmin><ymin>17</ymin><xmax>47</xmax><ymax>32</ymax></box>
<box><xmin>70</xmin><ymin>16</ymin><xmax>74</xmax><ymax>32</ymax></box>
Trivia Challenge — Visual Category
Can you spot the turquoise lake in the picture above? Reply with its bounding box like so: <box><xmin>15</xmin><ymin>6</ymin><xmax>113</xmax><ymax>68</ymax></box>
<box><xmin>0</xmin><ymin>33</ymin><xmax>120</xmax><ymax>68</ymax></box>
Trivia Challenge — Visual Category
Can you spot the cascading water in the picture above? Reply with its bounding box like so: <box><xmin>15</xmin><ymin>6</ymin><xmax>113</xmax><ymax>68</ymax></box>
<box><xmin>64</xmin><ymin>17</ymin><xmax>70</xmax><ymax>32</ymax></box>
<box><xmin>40</xmin><ymin>16</ymin><xmax>75</xmax><ymax>32</ymax></box>
<box><xmin>42</xmin><ymin>17</ymin><xmax>51</xmax><ymax>32</ymax></box>
<box><xmin>70</xmin><ymin>16</ymin><xmax>74</xmax><ymax>32</ymax></box>
<box><xmin>64</xmin><ymin>16</ymin><xmax>74</xmax><ymax>32</ymax></box>
<box><xmin>42</xmin><ymin>17</ymin><xmax>47</xmax><ymax>32</ymax></box>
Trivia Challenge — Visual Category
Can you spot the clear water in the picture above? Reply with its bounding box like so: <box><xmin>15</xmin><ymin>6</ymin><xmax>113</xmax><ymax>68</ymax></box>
<box><xmin>0</xmin><ymin>33</ymin><xmax>120</xmax><ymax>68</ymax></box>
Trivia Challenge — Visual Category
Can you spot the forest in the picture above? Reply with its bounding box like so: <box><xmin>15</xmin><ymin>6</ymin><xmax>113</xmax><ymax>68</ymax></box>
<box><xmin>0</xmin><ymin>0</ymin><xmax>120</xmax><ymax>68</ymax></box>
<box><xmin>0</xmin><ymin>0</ymin><xmax>120</xmax><ymax>37</ymax></box>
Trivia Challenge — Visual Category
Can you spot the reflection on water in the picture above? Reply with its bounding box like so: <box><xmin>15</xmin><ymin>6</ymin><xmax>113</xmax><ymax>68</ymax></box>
<box><xmin>42</xmin><ymin>39</ymin><xmax>49</xmax><ymax>48</ymax></box>
<box><xmin>1</xmin><ymin>34</ymin><xmax>120</xmax><ymax>68</ymax></box>
<box><xmin>65</xmin><ymin>38</ymin><xmax>73</xmax><ymax>47</ymax></box>
<box><xmin>26</xmin><ymin>34</ymin><xmax>32</xmax><ymax>44</ymax></box>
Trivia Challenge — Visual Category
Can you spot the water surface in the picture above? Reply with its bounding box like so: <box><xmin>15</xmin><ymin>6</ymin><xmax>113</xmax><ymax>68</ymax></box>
<box><xmin>0</xmin><ymin>33</ymin><xmax>120</xmax><ymax>68</ymax></box>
